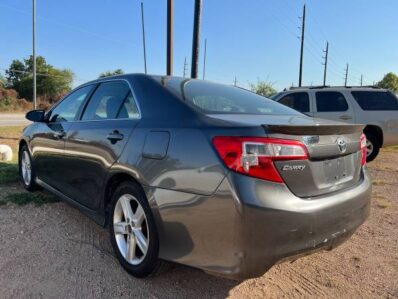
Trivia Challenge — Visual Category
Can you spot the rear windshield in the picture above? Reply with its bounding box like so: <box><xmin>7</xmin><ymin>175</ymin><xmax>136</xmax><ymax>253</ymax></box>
<box><xmin>351</xmin><ymin>91</ymin><xmax>398</xmax><ymax>111</ymax></box>
<box><xmin>166</xmin><ymin>80</ymin><xmax>300</xmax><ymax>115</ymax></box>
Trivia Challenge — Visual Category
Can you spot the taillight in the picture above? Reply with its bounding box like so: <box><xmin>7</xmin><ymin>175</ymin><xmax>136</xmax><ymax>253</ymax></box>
<box><xmin>360</xmin><ymin>134</ymin><xmax>367</xmax><ymax>166</ymax></box>
<box><xmin>212</xmin><ymin>137</ymin><xmax>308</xmax><ymax>183</ymax></box>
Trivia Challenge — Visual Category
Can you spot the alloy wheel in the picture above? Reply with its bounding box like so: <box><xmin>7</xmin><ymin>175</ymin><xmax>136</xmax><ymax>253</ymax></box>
<box><xmin>113</xmin><ymin>194</ymin><xmax>149</xmax><ymax>265</ymax></box>
<box><xmin>366</xmin><ymin>139</ymin><xmax>374</xmax><ymax>158</ymax></box>
<box><xmin>21</xmin><ymin>151</ymin><xmax>32</xmax><ymax>186</ymax></box>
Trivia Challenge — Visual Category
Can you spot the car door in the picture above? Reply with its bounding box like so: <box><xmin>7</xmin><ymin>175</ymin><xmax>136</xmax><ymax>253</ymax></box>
<box><xmin>30</xmin><ymin>85</ymin><xmax>95</xmax><ymax>190</ymax></box>
<box><xmin>62</xmin><ymin>80</ymin><xmax>141</xmax><ymax>210</ymax></box>
<box><xmin>313</xmin><ymin>91</ymin><xmax>355</xmax><ymax>123</ymax></box>
<box><xmin>277</xmin><ymin>91</ymin><xmax>313</xmax><ymax>116</ymax></box>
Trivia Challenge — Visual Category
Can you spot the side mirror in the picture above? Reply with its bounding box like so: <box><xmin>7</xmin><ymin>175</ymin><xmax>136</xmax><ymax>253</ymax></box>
<box><xmin>26</xmin><ymin>109</ymin><xmax>46</xmax><ymax>122</ymax></box>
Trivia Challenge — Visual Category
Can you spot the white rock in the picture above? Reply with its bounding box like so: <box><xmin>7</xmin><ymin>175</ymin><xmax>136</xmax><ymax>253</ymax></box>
<box><xmin>0</xmin><ymin>145</ymin><xmax>13</xmax><ymax>161</ymax></box>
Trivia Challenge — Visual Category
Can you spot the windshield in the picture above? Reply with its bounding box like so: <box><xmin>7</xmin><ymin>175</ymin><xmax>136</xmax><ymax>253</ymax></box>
<box><xmin>177</xmin><ymin>80</ymin><xmax>300</xmax><ymax>115</ymax></box>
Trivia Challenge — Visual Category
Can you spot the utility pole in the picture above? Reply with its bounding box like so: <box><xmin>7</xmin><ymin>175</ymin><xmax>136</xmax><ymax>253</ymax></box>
<box><xmin>183</xmin><ymin>57</ymin><xmax>188</xmax><ymax>77</ymax></box>
<box><xmin>298</xmin><ymin>4</ymin><xmax>306</xmax><ymax>87</ymax></box>
<box><xmin>167</xmin><ymin>0</ymin><xmax>173</xmax><ymax>75</ymax></box>
<box><xmin>202</xmin><ymin>38</ymin><xmax>207</xmax><ymax>80</ymax></box>
<box><xmin>191</xmin><ymin>0</ymin><xmax>203</xmax><ymax>79</ymax></box>
<box><xmin>360</xmin><ymin>74</ymin><xmax>363</xmax><ymax>86</ymax></box>
<box><xmin>141</xmin><ymin>2</ymin><xmax>147</xmax><ymax>74</ymax></box>
<box><xmin>344</xmin><ymin>64</ymin><xmax>349</xmax><ymax>86</ymax></box>
<box><xmin>234</xmin><ymin>76</ymin><xmax>237</xmax><ymax>87</ymax></box>
<box><xmin>32</xmin><ymin>0</ymin><xmax>37</xmax><ymax>109</ymax></box>
<box><xmin>322</xmin><ymin>41</ymin><xmax>329</xmax><ymax>86</ymax></box>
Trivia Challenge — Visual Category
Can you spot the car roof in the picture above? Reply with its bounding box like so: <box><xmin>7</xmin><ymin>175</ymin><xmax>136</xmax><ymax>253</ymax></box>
<box><xmin>273</xmin><ymin>86</ymin><xmax>389</xmax><ymax>98</ymax></box>
<box><xmin>285</xmin><ymin>86</ymin><xmax>386</xmax><ymax>92</ymax></box>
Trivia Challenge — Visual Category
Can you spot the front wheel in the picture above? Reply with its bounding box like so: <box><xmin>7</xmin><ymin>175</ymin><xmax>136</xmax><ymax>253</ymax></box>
<box><xmin>109</xmin><ymin>181</ymin><xmax>166</xmax><ymax>278</ymax></box>
<box><xmin>19</xmin><ymin>145</ymin><xmax>39</xmax><ymax>191</ymax></box>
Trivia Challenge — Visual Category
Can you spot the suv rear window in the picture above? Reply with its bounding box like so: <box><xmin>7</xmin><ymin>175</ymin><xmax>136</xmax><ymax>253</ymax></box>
<box><xmin>351</xmin><ymin>91</ymin><xmax>398</xmax><ymax>111</ymax></box>
<box><xmin>316</xmin><ymin>91</ymin><xmax>348</xmax><ymax>112</ymax></box>
<box><xmin>278</xmin><ymin>92</ymin><xmax>310</xmax><ymax>113</ymax></box>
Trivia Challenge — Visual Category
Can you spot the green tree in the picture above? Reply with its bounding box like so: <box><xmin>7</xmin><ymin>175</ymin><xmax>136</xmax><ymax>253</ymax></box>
<box><xmin>99</xmin><ymin>69</ymin><xmax>124</xmax><ymax>78</ymax></box>
<box><xmin>249</xmin><ymin>79</ymin><xmax>277</xmax><ymax>98</ymax></box>
<box><xmin>377</xmin><ymin>72</ymin><xmax>398</xmax><ymax>93</ymax></box>
<box><xmin>6</xmin><ymin>59</ymin><xmax>25</xmax><ymax>87</ymax></box>
<box><xmin>5</xmin><ymin>56</ymin><xmax>73</xmax><ymax>102</ymax></box>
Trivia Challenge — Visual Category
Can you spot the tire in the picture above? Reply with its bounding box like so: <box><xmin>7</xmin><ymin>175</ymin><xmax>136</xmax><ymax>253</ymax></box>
<box><xmin>365</xmin><ymin>132</ymin><xmax>380</xmax><ymax>163</ymax></box>
<box><xmin>109</xmin><ymin>181</ymin><xmax>166</xmax><ymax>278</ymax></box>
<box><xmin>19</xmin><ymin>144</ymin><xmax>39</xmax><ymax>191</ymax></box>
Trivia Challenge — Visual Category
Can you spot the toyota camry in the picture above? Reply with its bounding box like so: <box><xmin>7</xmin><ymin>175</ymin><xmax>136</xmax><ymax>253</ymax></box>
<box><xmin>19</xmin><ymin>74</ymin><xmax>371</xmax><ymax>280</ymax></box>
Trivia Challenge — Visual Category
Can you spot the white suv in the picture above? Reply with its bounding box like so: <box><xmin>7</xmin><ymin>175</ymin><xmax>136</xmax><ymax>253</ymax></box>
<box><xmin>272</xmin><ymin>86</ymin><xmax>398</xmax><ymax>161</ymax></box>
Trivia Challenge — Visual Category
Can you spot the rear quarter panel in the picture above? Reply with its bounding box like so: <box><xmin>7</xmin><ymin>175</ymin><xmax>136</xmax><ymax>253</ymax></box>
<box><xmin>114</xmin><ymin>127</ymin><xmax>227</xmax><ymax>196</ymax></box>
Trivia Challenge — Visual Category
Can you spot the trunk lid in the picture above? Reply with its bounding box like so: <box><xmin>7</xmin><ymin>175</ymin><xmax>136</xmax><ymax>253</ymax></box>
<box><xmin>265</xmin><ymin>118</ymin><xmax>364</xmax><ymax>198</ymax></box>
<box><xmin>208</xmin><ymin>114</ymin><xmax>365</xmax><ymax>198</ymax></box>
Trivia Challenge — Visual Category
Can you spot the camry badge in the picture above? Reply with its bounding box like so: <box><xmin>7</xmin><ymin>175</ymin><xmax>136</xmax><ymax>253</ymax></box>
<box><xmin>282</xmin><ymin>165</ymin><xmax>306</xmax><ymax>171</ymax></box>
<box><xmin>336</xmin><ymin>137</ymin><xmax>347</xmax><ymax>153</ymax></box>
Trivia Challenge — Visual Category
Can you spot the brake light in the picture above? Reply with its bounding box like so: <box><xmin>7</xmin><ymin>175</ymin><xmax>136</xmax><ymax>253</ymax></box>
<box><xmin>212</xmin><ymin>137</ymin><xmax>308</xmax><ymax>183</ymax></box>
<box><xmin>360</xmin><ymin>134</ymin><xmax>367</xmax><ymax>166</ymax></box>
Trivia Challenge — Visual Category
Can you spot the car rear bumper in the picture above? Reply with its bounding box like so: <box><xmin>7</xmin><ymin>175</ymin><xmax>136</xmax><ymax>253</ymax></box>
<box><xmin>150</xmin><ymin>168</ymin><xmax>371</xmax><ymax>280</ymax></box>
<box><xmin>222</xmin><ymin>168</ymin><xmax>371</xmax><ymax>280</ymax></box>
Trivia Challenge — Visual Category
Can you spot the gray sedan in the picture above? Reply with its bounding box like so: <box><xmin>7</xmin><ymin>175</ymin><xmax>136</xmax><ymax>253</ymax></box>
<box><xmin>19</xmin><ymin>74</ymin><xmax>371</xmax><ymax>280</ymax></box>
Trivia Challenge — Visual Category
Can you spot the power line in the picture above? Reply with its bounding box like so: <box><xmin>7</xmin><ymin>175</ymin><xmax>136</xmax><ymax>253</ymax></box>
<box><xmin>0</xmin><ymin>68</ymin><xmax>88</xmax><ymax>82</ymax></box>
<box><xmin>0</xmin><ymin>3</ymin><xmax>128</xmax><ymax>46</ymax></box>
<box><xmin>306</xmin><ymin>6</ymin><xmax>364</xmax><ymax>78</ymax></box>
<box><xmin>264</xmin><ymin>7</ymin><xmax>297</xmax><ymax>39</ymax></box>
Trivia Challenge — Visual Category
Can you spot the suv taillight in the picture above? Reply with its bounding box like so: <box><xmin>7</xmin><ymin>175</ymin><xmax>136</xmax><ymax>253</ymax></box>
<box><xmin>212</xmin><ymin>137</ymin><xmax>308</xmax><ymax>183</ymax></box>
<box><xmin>360</xmin><ymin>134</ymin><xmax>367</xmax><ymax>166</ymax></box>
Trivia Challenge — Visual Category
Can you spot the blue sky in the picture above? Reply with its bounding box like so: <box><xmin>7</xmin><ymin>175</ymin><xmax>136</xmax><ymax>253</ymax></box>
<box><xmin>0</xmin><ymin>0</ymin><xmax>397</xmax><ymax>90</ymax></box>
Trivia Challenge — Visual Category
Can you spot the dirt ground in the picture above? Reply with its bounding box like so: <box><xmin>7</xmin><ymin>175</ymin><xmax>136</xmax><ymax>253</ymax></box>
<box><xmin>0</xmin><ymin>151</ymin><xmax>397</xmax><ymax>298</ymax></box>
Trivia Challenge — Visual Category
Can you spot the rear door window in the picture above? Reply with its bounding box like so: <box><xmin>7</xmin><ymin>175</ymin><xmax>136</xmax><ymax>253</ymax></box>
<box><xmin>278</xmin><ymin>92</ymin><xmax>310</xmax><ymax>113</ymax></box>
<box><xmin>351</xmin><ymin>91</ymin><xmax>398</xmax><ymax>111</ymax></box>
<box><xmin>117</xmin><ymin>91</ymin><xmax>140</xmax><ymax>119</ymax></box>
<box><xmin>316</xmin><ymin>91</ymin><xmax>348</xmax><ymax>112</ymax></box>
<box><xmin>82</xmin><ymin>81</ymin><xmax>131</xmax><ymax>120</ymax></box>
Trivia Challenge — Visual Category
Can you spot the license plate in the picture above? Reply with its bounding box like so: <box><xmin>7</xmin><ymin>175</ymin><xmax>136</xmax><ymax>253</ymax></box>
<box><xmin>323</xmin><ymin>157</ymin><xmax>349</xmax><ymax>183</ymax></box>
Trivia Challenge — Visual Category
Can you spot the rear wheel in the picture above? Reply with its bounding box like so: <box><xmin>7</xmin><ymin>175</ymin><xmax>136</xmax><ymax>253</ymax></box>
<box><xmin>365</xmin><ymin>133</ymin><xmax>380</xmax><ymax>162</ymax></box>
<box><xmin>19</xmin><ymin>145</ymin><xmax>39</xmax><ymax>191</ymax></box>
<box><xmin>109</xmin><ymin>181</ymin><xmax>166</xmax><ymax>278</ymax></box>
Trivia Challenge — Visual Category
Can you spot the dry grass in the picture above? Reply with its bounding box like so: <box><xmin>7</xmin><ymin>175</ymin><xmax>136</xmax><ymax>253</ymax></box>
<box><xmin>372</xmin><ymin>179</ymin><xmax>388</xmax><ymax>186</ymax></box>
<box><xmin>373</xmin><ymin>194</ymin><xmax>391</xmax><ymax>209</ymax></box>
<box><xmin>369</xmin><ymin>164</ymin><xmax>398</xmax><ymax>172</ymax></box>
<box><xmin>383</xmin><ymin>146</ymin><xmax>398</xmax><ymax>153</ymax></box>
<box><xmin>0</xmin><ymin>126</ymin><xmax>24</xmax><ymax>162</ymax></box>
<box><xmin>0</xmin><ymin>126</ymin><xmax>24</xmax><ymax>184</ymax></box>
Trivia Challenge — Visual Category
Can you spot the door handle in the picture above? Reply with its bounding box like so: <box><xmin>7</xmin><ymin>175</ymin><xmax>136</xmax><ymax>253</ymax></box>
<box><xmin>53</xmin><ymin>131</ymin><xmax>66</xmax><ymax>139</ymax></box>
<box><xmin>339</xmin><ymin>115</ymin><xmax>352</xmax><ymax>120</ymax></box>
<box><xmin>107</xmin><ymin>131</ymin><xmax>124</xmax><ymax>143</ymax></box>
